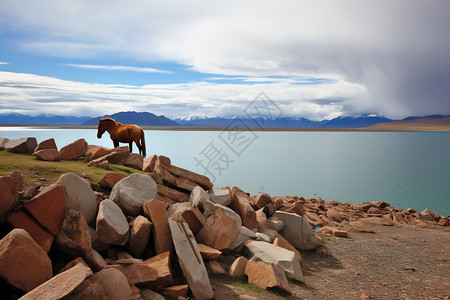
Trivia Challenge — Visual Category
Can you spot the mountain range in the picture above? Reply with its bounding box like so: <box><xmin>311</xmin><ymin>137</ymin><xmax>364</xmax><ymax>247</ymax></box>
<box><xmin>1</xmin><ymin>111</ymin><xmax>449</xmax><ymax>129</ymax></box>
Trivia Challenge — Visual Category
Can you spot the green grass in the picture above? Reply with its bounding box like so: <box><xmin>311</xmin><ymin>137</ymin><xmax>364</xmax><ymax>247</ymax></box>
<box><xmin>0</xmin><ymin>150</ymin><xmax>145</xmax><ymax>186</ymax></box>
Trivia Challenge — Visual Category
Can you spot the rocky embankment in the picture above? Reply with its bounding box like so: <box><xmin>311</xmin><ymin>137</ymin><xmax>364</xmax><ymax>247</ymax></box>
<box><xmin>0</xmin><ymin>136</ymin><xmax>449</xmax><ymax>299</ymax></box>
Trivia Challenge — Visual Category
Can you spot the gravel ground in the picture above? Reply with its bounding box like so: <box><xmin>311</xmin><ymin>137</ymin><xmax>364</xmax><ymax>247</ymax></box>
<box><xmin>210</xmin><ymin>219</ymin><xmax>450</xmax><ymax>300</ymax></box>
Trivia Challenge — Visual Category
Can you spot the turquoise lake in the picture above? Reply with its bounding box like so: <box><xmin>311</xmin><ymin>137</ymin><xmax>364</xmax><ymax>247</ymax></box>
<box><xmin>1</xmin><ymin>127</ymin><xmax>449</xmax><ymax>216</ymax></box>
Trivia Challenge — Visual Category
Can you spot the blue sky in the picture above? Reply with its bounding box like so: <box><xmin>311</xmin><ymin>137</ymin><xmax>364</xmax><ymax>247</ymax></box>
<box><xmin>1</xmin><ymin>0</ymin><xmax>450</xmax><ymax>120</ymax></box>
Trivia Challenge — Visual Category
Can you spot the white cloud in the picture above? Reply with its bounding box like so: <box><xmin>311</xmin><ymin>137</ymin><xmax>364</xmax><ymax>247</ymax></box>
<box><xmin>0</xmin><ymin>62</ymin><xmax>8</xmax><ymax>65</ymax></box>
<box><xmin>0</xmin><ymin>71</ymin><xmax>365</xmax><ymax>120</ymax></box>
<box><xmin>65</xmin><ymin>64</ymin><xmax>172</xmax><ymax>74</ymax></box>
<box><xmin>1</xmin><ymin>0</ymin><xmax>449</xmax><ymax>118</ymax></box>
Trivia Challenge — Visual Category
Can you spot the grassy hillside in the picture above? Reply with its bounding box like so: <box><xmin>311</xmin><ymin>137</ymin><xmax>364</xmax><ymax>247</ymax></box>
<box><xmin>367</xmin><ymin>117</ymin><xmax>450</xmax><ymax>131</ymax></box>
<box><xmin>0</xmin><ymin>150</ymin><xmax>144</xmax><ymax>187</ymax></box>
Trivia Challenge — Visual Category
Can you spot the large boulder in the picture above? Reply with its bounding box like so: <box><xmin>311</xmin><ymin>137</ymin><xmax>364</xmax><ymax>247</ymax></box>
<box><xmin>208</xmin><ymin>187</ymin><xmax>231</xmax><ymax>206</ymax></box>
<box><xmin>96</xmin><ymin>200</ymin><xmax>129</xmax><ymax>246</ymax></box>
<box><xmin>273</xmin><ymin>211</ymin><xmax>321</xmax><ymax>251</ymax></box>
<box><xmin>94</xmin><ymin>268</ymin><xmax>132</xmax><ymax>300</ymax></box>
<box><xmin>143</xmin><ymin>251</ymin><xmax>173</xmax><ymax>289</ymax></box>
<box><xmin>34</xmin><ymin>138</ymin><xmax>57</xmax><ymax>152</ymax></box>
<box><xmin>196</xmin><ymin>207</ymin><xmax>240</xmax><ymax>252</ymax></box>
<box><xmin>0</xmin><ymin>229</ymin><xmax>53</xmax><ymax>292</ymax></box>
<box><xmin>245</xmin><ymin>240</ymin><xmax>304</xmax><ymax>282</ymax></box>
<box><xmin>203</xmin><ymin>201</ymin><xmax>242</xmax><ymax>226</ymax></box>
<box><xmin>143</xmin><ymin>199</ymin><xmax>172</xmax><ymax>254</ymax></box>
<box><xmin>7</xmin><ymin>210</ymin><xmax>55</xmax><ymax>253</ymax></box>
<box><xmin>167</xmin><ymin>202</ymin><xmax>205</xmax><ymax>234</ymax></box>
<box><xmin>230</xmin><ymin>187</ymin><xmax>257</xmax><ymax>230</ymax></box>
<box><xmin>245</xmin><ymin>260</ymin><xmax>291</xmax><ymax>294</ymax></box>
<box><xmin>56</xmin><ymin>172</ymin><xmax>97</xmax><ymax>224</ymax></box>
<box><xmin>189</xmin><ymin>186</ymin><xmax>210</xmax><ymax>209</ymax></box>
<box><xmin>143</xmin><ymin>155</ymin><xmax>157</xmax><ymax>172</ymax></box>
<box><xmin>59</xmin><ymin>138</ymin><xmax>88</xmax><ymax>160</ymax></box>
<box><xmin>0</xmin><ymin>137</ymin><xmax>10</xmax><ymax>150</ymax></box>
<box><xmin>110</xmin><ymin>173</ymin><xmax>157</xmax><ymax>216</ymax></box>
<box><xmin>5</xmin><ymin>137</ymin><xmax>37</xmax><ymax>154</ymax></box>
<box><xmin>98</xmin><ymin>172</ymin><xmax>128</xmax><ymax>190</ymax></box>
<box><xmin>169</xmin><ymin>220</ymin><xmax>214</xmax><ymax>300</ymax></box>
<box><xmin>23</xmin><ymin>184</ymin><xmax>66</xmax><ymax>235</ymax></box>
<box><xmin>128</xmin><ymin>215</ymin><xmax>152</xmax><ymax>257</ymax></box>
<box><xmin>19</xmin><ymin>263</ymin><xmax>93</xmax><ymax>300</ymax></box>
<box><xmin>86</xmin><ymin>145</ymin><xmax>113</xmax><ymax>161</ymax></box>
<box><xmin>0</xmin><ymin>175</ymin><xmax>19</xmax><ymax>218</ymax></box>
<box><xmin>33</xmin><ymin>149</ymin><xmax>60</xmax><ymax>161</ymax></box>
<box><xmin>55</xmin><ymin>209</ymin><xmax>92</xmax><ymax>259</ymax></box>
<box><xmin>124</xmin><ymin>153</ymin><xmax>144</xmax><ymax>170</ymax></box>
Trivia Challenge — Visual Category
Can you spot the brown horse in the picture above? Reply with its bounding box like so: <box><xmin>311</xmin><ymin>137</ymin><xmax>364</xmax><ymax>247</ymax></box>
<box><xmin>97</xmin><ymin>118</ymin><xmax>146</xmax><ymax>156</ymax></box>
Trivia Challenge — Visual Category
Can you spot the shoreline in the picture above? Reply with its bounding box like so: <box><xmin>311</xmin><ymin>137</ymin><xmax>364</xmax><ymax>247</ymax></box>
<box><xmin>1</xmin><ymin>124</ymin><xmax>448</xmax><ymax>132</ymax></box>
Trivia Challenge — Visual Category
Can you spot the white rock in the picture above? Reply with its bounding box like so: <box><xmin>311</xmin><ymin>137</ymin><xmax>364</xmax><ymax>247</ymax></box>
<box><xmin>189</xmin><ymin>186</ymin><xmax>210</xmax><ymax>210</ymax></box>
<box><xmin>56</xmin><ymin>173</ymin><xmax>97</xmax><ymax>224</ymax></box>
<box><xmin>255</xmin><ymin>232</ymin><xmax>271</xmax><ymax>243</ymax></box>
<box><xmin>207</xmin><ymin>187</ymin><xmax>231</xmax><ymax>206</ymax></box>
<box><xmin>268</xmin><ymin>218</ymin><xmax>284</xmax><ymax>232</ymax></box>
<box><xmin>203</xmin><ymin>201</ymin><xmax>242</xmax><ymax>226</ymax></box>
<box><xmin>231</xmin><ymin>226</ymin><xmax>257</xmax><ymax>251</ymax></box>
<box><xmin>96</xmin><ymin>200</ymin><xmax>129</xmax><ymax>246</ymax></box>
<box><xmin>110</xmin><ymin>173</ymin><xmax>157</xmax><ymax>216</ymax></box>
<box><xmin>169</xmin><ymin>220</ymin><xmax>214</xmax><ymax>300</ymax></box>
<box><xmin>273</xmin><ymin>211</ymin><xmax>320</xmax><ymax>251</ymax></box>
<box><xmin>245</xmin><ymin>240</ymin><xmax>304</xmax><ymax>282</ymax></box>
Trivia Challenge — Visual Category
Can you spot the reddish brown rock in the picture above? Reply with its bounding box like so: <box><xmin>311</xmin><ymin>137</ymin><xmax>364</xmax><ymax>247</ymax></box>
<box><xmin>98</xmin><ymin>172</ymin><xmax>128</xmax><ymax>190</ymax></box>
<box><xmin>206</xmin><ymin>260</ymin><xmax>226</xmax><ymax>275</ymax></box>
<box><xmin>438</xmin><ymin>218</ymin><xmax>450</xmax><ymax>226</ymax></box>
<box><xmin>19</xmin><ymin>263</ymin><xmax>93</xmax><ymax>300</ymax></box>
<box><xmin>251</xmin><ymin>193</ymin><xmax>272</xmax><ymax>210</ymax></box>
<box><xmin>85</xmin><ymin>248</ymin><xmax>107</xmax><ymax>272</ymax></box>
<box><xmin>196</xmin><ymin>207</ymin><xmax>240</xmax><ymax>252</ymax></box>
<box><xmin>23</xmin><ymin>184</ymin><xmax>65</xmax><ymax>235</ymax></box>
<box><xmin>33</xmin><ymin>149</ymin><xmax>61</xmax><ymax>161</ymax></box>
<box><xmin>124</xmin><ymin>153</ymin><xmax>144</xmax><ymax>170</ymax></box>
<box><xmin>107</xmin><ymin>262</ymin><xmax>158</xmax><ymax>288</ymax></box>
<box><xmin>55</xmin><ymin>209</ymin><xmax>92</xmax><ymax>259</ymax></box>
<box><xmin>0</xmin><ymin>229</ymin><xmax>53</xmax><ymax>292</ymax></box>
<box><xmin>154</xmin><ymin>161</ymin><xmax>177</xmax><ymax>185</ymax></box>
<box><xmin>128</xmin><ymin>215</ymin><xmax>152</xmax><ymax>258</ymax></box>
<box><xmin>143</xmin><ymin>199</ymin><xmax>173</xmax><ymax>254</ymax></box>
<box><xmin>0</xmin><ymin>175</ymin><xmax>19</xmax><ymax>218</ymax></box>
<box><xmin>58</xmin><ymin>257</ymin><xmax>89</xmax><ymax>274</ymax></box>
<box><xmin>230</xmin><ymin>187</ymin><xmax>257</xmax><ymax>230</ymax></box>
<box><xmin>371</xmin><ymin>201</ymin><xmax>390</xmax><ymax>209</ymax></box>
<box><xmin>68</xmin><ymin>276</ymin><xmax>106</xmax><ymax>300</ymax></box>
<box><xmin>94</xmin><ymin>268</ymin><xmax>132</xmax><ymax>300</ymax></box>
<box><xmin>7</xmin><ymin>210</ymin><xmax>54</xmax><ymax>253</ymax></box>
<box><xmin>5</xmin><ymin>137</ymin><xmax>37</xmax><ymax>154</ymax></box>
<box><xmin>87</xmin><ymin>158</ymin><xmax>110</xmax><ymax>169</ymax></box>
<box><xmin>173</xmin><ymin>176</ymin><xmax>199</xmax><ymax>192</ymax></box>
<box><xmin>198</xmin><ymin>243</ymin><xmax>222</xmax><ymax>260</ymax></box>
<box><xmin>143</xmin><ymin>155</ymin><xmax>157</xmax><ymax>172</ymax></box>
<box><xmin>229</xmin><ymin>256</ymin><xmax>248</xmax><ymax>277</ymax></box>
<box><xmin>255</xmin><ymin>208</ymin><xmax>269</xmax><ymax>232</ymax></box>
<box><xmin>367</xmin><ymin>207</ymin><xmax>382</xmax><ymax>215</ymax></box>
<box><xmin>143</xmin><ymin>251</ymin><xmax>173</xmax><ymax>289</ymax></box>
<box><xmin>333</xmin><ymin>229</ymin><xmax>349</xmax><ymax>238</ymax></box>
<box><xmin>158</xmin><ymin>155</ymin><xmax>171</xmax><ymax>166</ymax></box>
<box><xmin>164</xmin><ymin>284</ymin><xmax>189</xmax><ymax>298</ymax></box>
<box><xmin>34</xmin><ymin>138</ymin><xmax>57</xmax><ymax>152</ymax></box>
<box><xmin>158</xmin><ymin>160</ymin><xmax>213</xmax><ymax>190</ymax></box>
<box><xmin>86</xmin><ymin>145</ymin><xmax>113</xmax><ymax>161</ymax></box>
<box><xmin>157</xmin><ymin>184</ymin><xmax>189</xmax><ymax>203</ymax></box>
<box><xmin>59</xmin><ymin>138</ymin><xmax>88</xmax><ymax>160</ymax></box>
<box><xmin>244</xmin><ymin>260</ymin><xmax>291</xmax><ymax>294</ymax></box>
<box><xmin>8</xmin><ymin>170</ymin><xmax>24</xmax><ymax>191</ymax></box>
<box><xmin>326</xmin><ymin>208</ymin><xmax>348</xmax><ymax>222</ymax></box>
<box><xmin>167</xmin><ymin>202</ymin><xmax>205</xmax><ymax>234</ymax></box>
<box><xmin>280</xmin><ymin>201</ymin><xmax>306</xmax><ymax>216</ymax></box>
<box><xmin>361</xmin><ymin>203</ymin><xmax>377</xmax><ymax>212</ymax></box>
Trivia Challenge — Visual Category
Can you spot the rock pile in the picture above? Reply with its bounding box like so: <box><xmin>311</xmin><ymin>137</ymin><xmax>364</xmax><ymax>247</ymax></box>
<box><xmin>1</xmin><ymin>137</ymin><xmax>449</xmax><ymax>299</ymax></box>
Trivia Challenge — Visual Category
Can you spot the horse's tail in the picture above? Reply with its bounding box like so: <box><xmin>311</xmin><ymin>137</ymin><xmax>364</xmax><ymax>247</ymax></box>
<box><xmin>140</xmin><ymin>129</ymin><xmax>146</xmax><ymax>157</ymax></box>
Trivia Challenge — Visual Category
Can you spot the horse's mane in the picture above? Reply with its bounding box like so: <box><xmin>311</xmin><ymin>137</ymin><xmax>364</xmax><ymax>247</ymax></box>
<box><xmin>99</xmin><ymin>117</ymin><xmax>116</xmax><ymax>123</ymax></box>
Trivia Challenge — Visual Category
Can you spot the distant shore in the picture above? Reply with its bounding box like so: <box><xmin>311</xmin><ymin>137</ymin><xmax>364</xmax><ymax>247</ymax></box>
<box><xmin>0</xmin><ymin>124</ymin><xmax>445</xmax><ymax>132</ymax></box>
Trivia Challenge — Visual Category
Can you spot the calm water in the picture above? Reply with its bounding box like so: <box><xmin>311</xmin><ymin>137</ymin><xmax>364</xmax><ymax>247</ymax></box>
<box><xmin>1</xmin><ymin>127</ymin><xmax>449</xmax><ymax>216</ymax></box>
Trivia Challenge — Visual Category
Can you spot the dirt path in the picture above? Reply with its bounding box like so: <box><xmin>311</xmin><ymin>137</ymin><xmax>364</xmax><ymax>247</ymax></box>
<box><xmin>211</xmin><ymin>219</ymin><xmax>450</xmax><ymax>300</ymax></box>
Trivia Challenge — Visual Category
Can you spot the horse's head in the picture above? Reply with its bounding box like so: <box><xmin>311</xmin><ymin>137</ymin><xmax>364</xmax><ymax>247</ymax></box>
<box><xmin>97</xmin><ymin>120</ymin><xmax>105</xmax><ymax>138</ymax></box>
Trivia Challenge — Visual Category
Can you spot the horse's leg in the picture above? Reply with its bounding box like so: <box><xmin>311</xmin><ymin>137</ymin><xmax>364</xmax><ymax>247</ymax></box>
<box><xmin>129</xmin><ymin>142</ymin><xmax>133</xmax><ymax>153</ymax></box>
<box><xmin>113</xmin><ymin>140</ymin><xmax>119</xmax><ymax>149</ymax></box>
<box><xmin>134</xmin><ymin>139</ymin><xmax>142</xmax><ymax>155</ymax></box>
